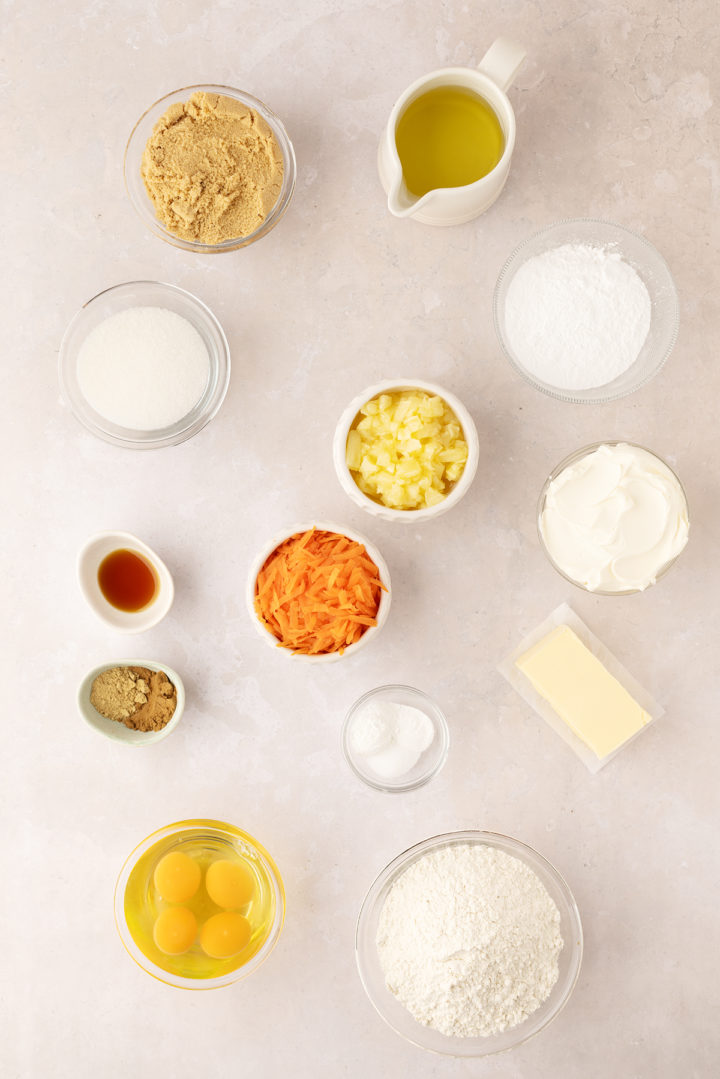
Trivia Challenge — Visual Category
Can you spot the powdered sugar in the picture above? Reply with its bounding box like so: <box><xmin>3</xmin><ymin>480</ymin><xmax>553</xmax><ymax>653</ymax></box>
<box><xmin>504</xmin><ymin>242</ymin><xmax>651</xmax><ymax>390</ymax></box>
<box><xmin>376</xmin><ymin>844</ymin><xmax>563</xmax><ymax>1038</ymax></box>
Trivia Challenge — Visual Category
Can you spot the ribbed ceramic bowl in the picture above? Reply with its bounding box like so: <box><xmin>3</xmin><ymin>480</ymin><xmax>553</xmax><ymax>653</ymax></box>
<box><xmin>537</xmin><ymin>440</ymin><xmax>690</xmax><ymax>595</ymax></box>
<box><xmin>77</xmin><ymin>659</ymin><xmax>185</xmax><ymax>746</ymax></box>
<box><xmin>114</xmin><ymin>819</ymin><xmax>285</xmax><ymax>990</ymax></box>
<box><xmin>124</xmin><ymin>84</ymin><xmax>296</xmax><ymax>253</ymax></box>
<box><xmin>356</xmin><ymin>830</ymin><xmax>583</xmax><ymax>1057</ymax></box>
<box><xmin>493</xmin><ymin>219</ymin><xmax>679</xmax><ymax>403</ymax></box>
<box><xmin>247</xmin><ymin>521</ymin><xmax>391</xmax><ymax>663</ymax></box>
<box><xmin>59</xmin><ymin>280</ymin><xmax>230</xmax><ymax>449</ymax></box>
<box><xmin>333</xmin><ymin>379</ymin><xmax>479</xmax><ymax>522</ymax></box>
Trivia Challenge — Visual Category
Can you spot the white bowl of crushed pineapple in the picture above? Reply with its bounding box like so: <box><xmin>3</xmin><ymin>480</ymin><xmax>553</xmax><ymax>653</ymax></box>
<box><xmin>333</xmin><ymin>379</ymin><xmax>479</xmax><ymax>522</ymax></box>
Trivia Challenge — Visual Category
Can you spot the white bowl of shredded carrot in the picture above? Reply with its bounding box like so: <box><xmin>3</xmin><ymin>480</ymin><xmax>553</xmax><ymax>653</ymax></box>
<box><xmin>333</xmin><ymin>379</ymin><xmax>479</xmax><ymax>522</ymax></box>
<box><xmin>247</xmin><ymin>523</ymin><xmax>392</xmax><ymax>661</ymax></box>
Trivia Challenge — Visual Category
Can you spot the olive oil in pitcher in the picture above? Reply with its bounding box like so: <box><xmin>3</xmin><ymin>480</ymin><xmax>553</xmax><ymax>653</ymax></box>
<box><xmin>394</xmin><ymin>86</ymin><xmax>505</xmax><ymax>198</ymax></box>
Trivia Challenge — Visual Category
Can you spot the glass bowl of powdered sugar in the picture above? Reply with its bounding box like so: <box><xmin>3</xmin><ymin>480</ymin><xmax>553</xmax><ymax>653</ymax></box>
<box><xmin>59</xmin><ymin>281</ymin><xmax>230</xmax><ymax>449</ymax></box>
<box><xmin>356</xmin><ymin>830</ymin><xmax>583</xmax><ymax>1057</ymax></box>
<box><xmin>493</xmin><ymin>219</ymin><xmax>679</xmax><ymax>404</ymax></box>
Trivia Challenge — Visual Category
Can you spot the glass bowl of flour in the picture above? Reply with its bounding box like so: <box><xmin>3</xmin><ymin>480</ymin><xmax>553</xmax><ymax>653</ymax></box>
<box><xmin>493</xmin><ymin>219</ymin><xmax>679</xmax><ymax>404</ymax></box>
<box><xmin>59</xmin><ymin>281</ymin><xmax>230</xmax><ymax>449</ymax></box>
<box><xmin>356</xmin><ymin>831</ymin><xmax>582</xmax><ymax>1057</ymax></box>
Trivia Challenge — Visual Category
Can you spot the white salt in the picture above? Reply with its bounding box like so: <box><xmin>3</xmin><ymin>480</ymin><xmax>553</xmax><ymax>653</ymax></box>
<box><xmin>504</xmin><ymin>243</ymin><xmax>652</xmax><ymax>391</ymax></box>
<box><xmin>77</xmin><ymin>306</ymin><xmax>210</xmax><ymax>430</ymax></box>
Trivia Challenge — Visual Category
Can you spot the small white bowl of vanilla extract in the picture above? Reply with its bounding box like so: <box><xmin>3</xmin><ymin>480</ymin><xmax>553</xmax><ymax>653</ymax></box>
<box><xmin>77</xmin><ymin>531</ymin><xmax>174</xmax><ymax>632</ymax></box>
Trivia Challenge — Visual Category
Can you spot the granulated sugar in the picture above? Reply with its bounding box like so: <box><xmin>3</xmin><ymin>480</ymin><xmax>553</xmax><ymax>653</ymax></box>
<box><xmin>77</xmin><ymin>306</ymin><xmax>210</xmax><ymax>430</ymax></box>
<box><xmin>376</xmin><ymin>844</ymin><xmax>563</xmax><ymax>1038</ymax></box>
<box><xmin>504</xmin><ymin>243</ymin><xmax>651</xmax><ymax>391</ymax></box>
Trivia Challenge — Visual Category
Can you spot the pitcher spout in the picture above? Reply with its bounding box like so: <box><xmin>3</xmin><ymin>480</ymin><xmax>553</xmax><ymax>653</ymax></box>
<box><xmin>387</xmin><ymin>178</ymin><xmax>417</xmax><ymax>218</ymax></box>
<box><xmin>387</xmin><ymin>180</ymin><xmax>434</xmax><ymax>219</ymax></box>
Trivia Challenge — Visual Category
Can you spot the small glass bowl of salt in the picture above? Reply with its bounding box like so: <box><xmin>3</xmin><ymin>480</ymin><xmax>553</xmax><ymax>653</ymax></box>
<box><xmin>342</xmin><ymin>685</ymin><xmax>449</xmax><ymax>792</ymax></box>
<box><xmin>59</xmin><ymin>281</ymin><xmax>230</xmax><ymax>449</ymax></box>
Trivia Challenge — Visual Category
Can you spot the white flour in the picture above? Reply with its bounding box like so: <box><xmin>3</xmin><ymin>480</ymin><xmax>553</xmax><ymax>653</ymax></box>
<box><xmin>376</xmin><ymin>844</ymin><xmax>563</xmax><ymax>1038</ymax></box>
<box><xmin>504</xmin><ymin>242</ymin><xmax>651</xmax><ymax>390</ymax></box>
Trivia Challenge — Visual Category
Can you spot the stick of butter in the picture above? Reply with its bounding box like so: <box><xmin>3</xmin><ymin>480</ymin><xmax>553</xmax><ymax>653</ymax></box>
<box><xmin>515</xmin><ymin>625</ymin><xmax>651</xmax><ymax>760</ymax></box>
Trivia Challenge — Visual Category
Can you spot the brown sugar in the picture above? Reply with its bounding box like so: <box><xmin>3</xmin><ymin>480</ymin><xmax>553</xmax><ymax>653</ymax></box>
<box><xmin>141</xmin><ymin>91</ymin><xmax>284</xmax><ymax>244</ymax></box>
<box><xmin>90</xmin><ymin>666</ymin><xmax>177</xmax><ymax>732</ymax></box>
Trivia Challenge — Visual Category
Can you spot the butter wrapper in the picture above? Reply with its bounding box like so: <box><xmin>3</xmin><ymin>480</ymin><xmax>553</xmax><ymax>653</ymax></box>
<box><xmin>498</xmin><ymin>603</ymin><xmax>664</xmax><ymax>773</ymax></box>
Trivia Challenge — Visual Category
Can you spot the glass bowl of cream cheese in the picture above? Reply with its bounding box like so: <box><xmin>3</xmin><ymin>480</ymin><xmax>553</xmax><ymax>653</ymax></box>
<box><xmin>537</xmin><ymin>441</ymin><xmax>690</xmax><ymax>595</ymax></box>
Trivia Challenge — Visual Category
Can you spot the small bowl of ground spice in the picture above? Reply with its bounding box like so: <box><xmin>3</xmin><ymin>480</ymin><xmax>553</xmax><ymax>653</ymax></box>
<box><xmin>247</xmin><ymin>523</ymin><xmax>392</xmax><ymax>662</ymax></box>
<box><xmin>78</xmin><ymin>660</ymin><xmax>185</xmax><ymax>746</ymax></box>
<box><xmin>125</xmin><ymin>85</ymin><xmax>296</xmax><ymax>253</ymax></box>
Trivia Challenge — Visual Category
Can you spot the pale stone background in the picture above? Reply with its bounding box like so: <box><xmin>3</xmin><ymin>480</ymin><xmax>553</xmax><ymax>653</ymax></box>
<box><xmin>3</xmin><ymin>1</ymin><xmax>719</xmax><ymax>1076</ymax></box>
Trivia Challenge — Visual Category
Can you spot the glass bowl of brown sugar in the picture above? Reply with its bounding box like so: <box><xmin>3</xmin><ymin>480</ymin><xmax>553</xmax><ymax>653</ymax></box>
<box><xmin>124</xmin><ymin>84</ymin><xmax>297</xmax><ymax>253</ymax></box>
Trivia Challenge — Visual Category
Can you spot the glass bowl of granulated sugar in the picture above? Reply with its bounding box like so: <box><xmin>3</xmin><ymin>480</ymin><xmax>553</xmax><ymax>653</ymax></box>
<box><xmin>493</xmin><ymin>219</ymin><xmax>679</xmax><ymax>404</ymax></box>
<box><xmin>356</xmin><ymin>830</ymin><xmax>583</xmax><ymax>1057</ymax></box>
<box><xmin>59</xmin><ymin>281</ymin><xmax>230</xmax><ymax>449</ymax></box>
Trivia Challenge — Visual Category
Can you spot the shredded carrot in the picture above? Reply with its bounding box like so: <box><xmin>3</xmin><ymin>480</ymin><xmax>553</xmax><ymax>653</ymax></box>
<box><xmin>254</xmin><ymin>528</ymin><xmax>386</xmax><ymax>655</ymax></box>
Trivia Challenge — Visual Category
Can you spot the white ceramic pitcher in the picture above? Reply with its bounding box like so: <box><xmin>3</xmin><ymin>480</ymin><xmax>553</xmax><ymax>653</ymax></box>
<box><xmin>378</xmin><ymin>38</ymin><xmax>526</xmax><ymax>226</ymax></box>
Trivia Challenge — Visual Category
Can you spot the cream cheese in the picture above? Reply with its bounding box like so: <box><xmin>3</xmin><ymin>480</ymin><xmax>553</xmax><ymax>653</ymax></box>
<box><xmin>539</xmin><ymin>443</ymin><xmax>689</xmax><ymax>592</ymax></box>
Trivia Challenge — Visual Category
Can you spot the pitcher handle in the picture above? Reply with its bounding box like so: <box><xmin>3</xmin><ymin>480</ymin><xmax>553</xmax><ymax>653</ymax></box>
<box><xmin>477</xmin><ymin>38</ymin><xmax>526</xmax><ymax>93</ymax></box>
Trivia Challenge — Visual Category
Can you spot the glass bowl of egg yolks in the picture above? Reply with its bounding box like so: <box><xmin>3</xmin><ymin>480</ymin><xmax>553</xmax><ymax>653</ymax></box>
<box><xmin>114</xmin><ymin>819</ymin><xmax>285</xmax><ymax>989</ymax></box>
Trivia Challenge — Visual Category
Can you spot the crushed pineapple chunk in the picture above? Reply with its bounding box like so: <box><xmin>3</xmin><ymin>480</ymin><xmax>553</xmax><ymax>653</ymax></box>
<box><xmin>345</xmin><ymin>389</ymin><xmax>469</xmax><ymax>510</ymax></box>
<box><xmin>346</xmin><ymin>429</ymin><xmax>363</xmax><ymax>470</ymax></box>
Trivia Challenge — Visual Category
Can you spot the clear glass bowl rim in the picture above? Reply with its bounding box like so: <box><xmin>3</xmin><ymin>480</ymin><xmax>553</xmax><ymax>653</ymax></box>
<box><xmin>124</xmin><ymin>83</ymin><xmax>297</xmax><ymax>253</ymax></box>
<box><xmin>341</xmin><ymin>684</ymin><xmax>450</xmax><ymax>792</ymax></box>
<box><xmin>355</xmin><ymin>829</ymin><xmax>583</xmax><ymax>1057</ymax></box>
<box><xmin>493</xmin><ymin>217</ymin><xmax>680</xmax><ymax>404</ymax></box>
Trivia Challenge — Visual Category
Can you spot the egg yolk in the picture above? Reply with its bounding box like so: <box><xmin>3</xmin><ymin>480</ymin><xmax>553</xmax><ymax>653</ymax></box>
<box><xmin>153</xmin><ymin>851</ymin><xmax>201</xmax><ymax>903</ymax></box>
<box><xmin>153</xmin><ymin>907</ymin><xmax>197</xmax><ymax>955</ymax></box>
<box><xmin>200</xmin><ymin>912</ymin><xmax>251</xmax><ymax>959</ymax></box>
<box><xmin>205</xmin><ymin>859</ymin><xmax>256</xmax><ymax>909</ymax></box>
